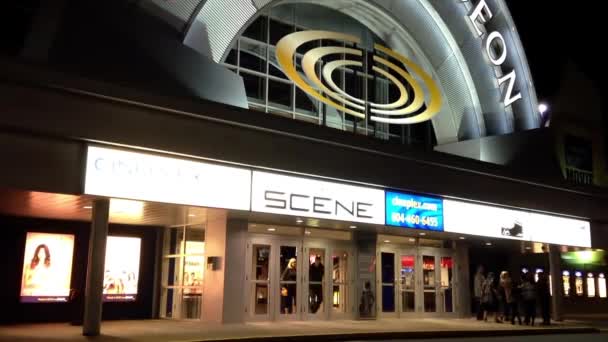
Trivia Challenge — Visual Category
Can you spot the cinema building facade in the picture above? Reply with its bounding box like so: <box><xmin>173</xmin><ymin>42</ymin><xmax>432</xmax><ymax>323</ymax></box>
<box><xmin>0</xmin><ymin>0</ymin><xmax>607</xmax><ymax>335</ymax></box>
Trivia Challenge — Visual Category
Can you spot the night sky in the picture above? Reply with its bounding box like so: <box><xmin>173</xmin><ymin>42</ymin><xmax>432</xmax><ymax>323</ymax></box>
<box><xmin>506</xmin><ymin>1</ymin><xmax>604</xmax><ymax>102</ymax></box>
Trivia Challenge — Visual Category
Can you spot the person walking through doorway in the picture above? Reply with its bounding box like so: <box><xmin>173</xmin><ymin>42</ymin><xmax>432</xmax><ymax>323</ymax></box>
<box><xmin>281</xmin><ymin>258</ymin><xmax>297</xmax><ymax>314</ymax></box>
<box><xmin>309</xmin><ymin>255</ymin><xmax>325</xmax><ymax>313</ymax></box>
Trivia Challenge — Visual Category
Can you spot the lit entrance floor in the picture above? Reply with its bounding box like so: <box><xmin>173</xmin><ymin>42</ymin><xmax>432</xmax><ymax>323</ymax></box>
<box><xmin>0</xmin><ymin>318</ymin><xmax>597</xmax><ymax>342</ymax></box>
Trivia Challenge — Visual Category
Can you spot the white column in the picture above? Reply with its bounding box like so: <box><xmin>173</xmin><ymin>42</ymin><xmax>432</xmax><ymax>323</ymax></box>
<box><xmin>201</xmin><ymin>209</ymin><xmax>228</xmax><ymax>323</ymax></box>
<box><xmin>82</xmin><ymin>199</ymin><xmax>109</xmax><ymax>336</ymax></box>
<box><xmin>549</xmin><ymin>245</ymin><xmax>564</xmax><ymax>321</ymax></box>
<box><xmin>454</xmin><ymin>241</ymin><xmax>471</xmax><ymax>318</ymax></box>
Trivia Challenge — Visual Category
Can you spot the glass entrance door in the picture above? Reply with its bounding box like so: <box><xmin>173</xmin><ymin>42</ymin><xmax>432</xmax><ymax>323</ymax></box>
<box><xmin>422</xmin><ymin>254</ymin><xmax>437</xmax><ymax>313</ymax></box>
<box><xmin>378</xmin><ymin>244</ymin><xmax>456</xmax><ymax>318</ymax></box>
<box><xmin>379</xmin><ymin>252</ymin><xmax>397</xmax><ymax>316</ymax></box>
<box><xmin>304</xmin><ymin>247</ymin><xmax>326</xmax><ymax>319</ymax></box>
<box><xmin>399</xmin><ymin>253</ymin><xmax>417</xmax><ymax>314</ymax></box>
<box><xmin>247</xmin><ymin>242</ymin><xmax>272</xmax><ymax>320</ymax></box>
<box><xmin>160</xmin><ymin>225</ymin><xmax>205</xmax><ymax>320</ymax></box>
<box><xmin>277</xmin><ymin>242</ymin><xmax>300</xmax><ymax>320</ymax></box>
<box><xmin>440</xmin><ymin>256</ymin><xmax>454</xmax><ymax>313</ymax></box>
<box><xmin>330</xmin><ymin>248</ymin><xmax>350</xmax><ymax>318</ymax></box>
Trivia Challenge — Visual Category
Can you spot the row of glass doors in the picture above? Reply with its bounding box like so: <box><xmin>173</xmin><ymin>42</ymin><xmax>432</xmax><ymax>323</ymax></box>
<box><xmin>378</xmin><ymin>246</ymin><xmax>455</xmax><ymax>317</ymax></box>
<box><xmin>246</xmin><ymin>236</ymin><xmax>353</xmax><ymax>321</ymax></box>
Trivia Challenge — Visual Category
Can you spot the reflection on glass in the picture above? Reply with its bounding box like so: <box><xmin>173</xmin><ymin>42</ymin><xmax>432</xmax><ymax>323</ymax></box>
<box><xmin>562</xmin><ymin>271</ymin><xmax>571</xmax><ymax>297</ymax></box>
<box><xmin>280</xmin><ymin>246</ymin><xmax>297</xmax><ymax>314</ymax></box>
<box><xmin>400</xmin><ymin>255</ymin><xmax>415</xmax><ymax>312</ymax></box>
<box><xmin>182</xmin><ymin>289</ymin><xmax>202</xmax><ymax>319</ymax></box>
<box><xmin>575</xmin><ymin>271</ymin><xmax>584</xmax><ymax>296</ymax></box>
<box><xmin>441</xmin><ymin>257</ymin><xmax>453</xmax><ymax>312</ymax></box>
<box><xmin>332</xmin><ymin>251</ymin><xmax>348</xmax><ymax>313</ymax></box>
<box><xmin>251</xmin><ymin>244</ymin><xmax>270</xmax><ymax>316</ymax></box>
<box><xmin>164</xmin><ymin>288</ymin><xmax>175</xmax><ymax>318</ymax></box>
<box><xmin>381</xmin><ymin>252</ymin><xmax>395</xmax><ymax>312</ymax></box>
<box><xmin>598</xmin><ymin>274</ymin><xmax>607</xmax><ymax>298</ymax></box>
<box><xmin>308</xmin><ymin>248</ymin><xmax>325</xmax><ymax>314</ymax></box>
<box><xmin>587</xmin><ymin>273</ymin><xmax>596</xmax><ymax>298</ymax></box>
<box><xmin>423</xmin><ymin>255</ymin><xmax>436</xmax><ymax>312</ymax></box>
<box><xmin>254</xmin><ymin>283</ymin><xmax>268</xmax><ymax>314</ymax></box>
<box><xmin>253</xmin><ymin>245</ymin><xmax>270</xmax><ymax>281</ymax></box>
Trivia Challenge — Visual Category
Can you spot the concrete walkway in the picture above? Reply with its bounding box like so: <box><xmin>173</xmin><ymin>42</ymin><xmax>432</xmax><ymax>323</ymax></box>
<box><xmin>0</xmin><ymin>318</ymin><xmax>598</xmax><ymax>342</ymax></box>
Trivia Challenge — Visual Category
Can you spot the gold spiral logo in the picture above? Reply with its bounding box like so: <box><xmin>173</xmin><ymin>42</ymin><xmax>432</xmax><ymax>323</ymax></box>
<box><xmin>276</xmin><ymin>30</ymin><xmax>442</xmax><ymax>125</ymax></box>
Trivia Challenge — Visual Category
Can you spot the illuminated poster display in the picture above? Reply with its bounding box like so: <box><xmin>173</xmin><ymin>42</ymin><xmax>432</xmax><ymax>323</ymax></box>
<box><xmin>20</xmin><ymin>232</ymin><xmax>75</xmax><ymax>303</ymax></box>
<box><xmin>587</xmin><ymin>273</ymin><xmax>596</xmax><ymax>298</ymax></box>
<box><xmin>182</xmin><ymin>241</ymin><xmax>205</xmax><ymax>294</ymax></box>
<box><xmin>385</xmin><ymin>191</ymin><xmax>443</xmax><ymax>231</ymax></box>
<box><xmin>562</xmin><ymin>271</ymin><xmax>571</xmax><ymax>297</ymax></box>
<box><xmin>575</xmin><ymin>271</ymin><xmax>584</xmax><ymax>296</ymax></box>
<box><xmin>103</xmin><ymin>236</ymin><xmax>141</xmax><ymax>301</ymax></box>
<box><xmin>599</xmin><ymin>274</ymin><xmax>607</xmax><ymax>298</ymax></box>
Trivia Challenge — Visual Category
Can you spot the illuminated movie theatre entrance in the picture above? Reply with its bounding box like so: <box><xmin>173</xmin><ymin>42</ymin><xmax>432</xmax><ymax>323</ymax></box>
<box><xmin>245</xmin><ymin>224</ymin><xmax>354</xmax><ymax>321</ymax></box>
<box><xmin>378</xmin><ymin>236</ymin><xmax>455</xmax><ymax>317</ymax></box>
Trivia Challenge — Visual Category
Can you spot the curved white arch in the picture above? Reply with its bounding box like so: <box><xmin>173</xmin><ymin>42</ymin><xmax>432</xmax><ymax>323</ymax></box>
<box><xmin>181</xmin><ymin>0</ymin><xmax>539</xmax><ymax>144</ymax></box>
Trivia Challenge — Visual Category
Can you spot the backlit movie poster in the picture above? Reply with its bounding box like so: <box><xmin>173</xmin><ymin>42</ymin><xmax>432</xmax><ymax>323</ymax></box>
<box><xmin>20</xmin><ymin>232</ymin><xmax>75</xmax><ymax>303</ymax></box>
<box><xmin>103</xmin><ymin>236</ymin><xmax>141</xmax><ymax>301</ymax></box>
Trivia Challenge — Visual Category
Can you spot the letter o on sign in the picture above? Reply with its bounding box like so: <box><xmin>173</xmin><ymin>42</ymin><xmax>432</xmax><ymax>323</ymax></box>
<box><xmin>484</xmin><ymin>31</ymin><xmax>507</xmax><ymax>66</ymax></box>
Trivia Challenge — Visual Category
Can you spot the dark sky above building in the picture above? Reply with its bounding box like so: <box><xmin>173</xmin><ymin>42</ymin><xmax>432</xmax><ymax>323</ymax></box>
<box><xmin>506</xmin><ymin>1</ymin><xmax>604</xmax><ymax>102</ymax></box>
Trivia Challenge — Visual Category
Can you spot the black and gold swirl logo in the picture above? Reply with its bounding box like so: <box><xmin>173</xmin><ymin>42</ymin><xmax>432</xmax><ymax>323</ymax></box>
<box><xmin>276</xmin><ymin>31</ymin><xmax>442</xmax><ymax>125</ymax></box>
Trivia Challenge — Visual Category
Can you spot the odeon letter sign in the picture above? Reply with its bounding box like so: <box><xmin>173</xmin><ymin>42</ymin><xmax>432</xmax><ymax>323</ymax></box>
<box><xmin>465</xmin><ymin>0</ymin><xmax>522</xmax><ymax>107</ymax></box>
<box><xmin>276</xmin><ymin>30</ymin><xmax>442</xmax><ymax>125</ymax></box>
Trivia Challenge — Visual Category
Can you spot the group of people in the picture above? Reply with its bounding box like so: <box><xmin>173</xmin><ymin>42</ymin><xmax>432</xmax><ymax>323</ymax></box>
<box><xmin>474</xmin><ymin>266</ymin><xmax>551</xmax><ymax>326</ymax></box>
<box><xmin>280</xmin><ymin>255</ymin><xmax>326</xmax><ymax>314</ymax></box>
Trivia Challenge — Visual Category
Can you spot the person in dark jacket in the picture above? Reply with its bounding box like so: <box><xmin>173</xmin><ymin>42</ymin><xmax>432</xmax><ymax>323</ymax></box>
<box><xmin>520</xmin><ymin>272</ymin><xmax>537</xmax><ymax>325</ymax></box>
<box><xmin>537</xmin><ymin>272</ymin><xmax>551</xmax><ymax>325</ymax></box>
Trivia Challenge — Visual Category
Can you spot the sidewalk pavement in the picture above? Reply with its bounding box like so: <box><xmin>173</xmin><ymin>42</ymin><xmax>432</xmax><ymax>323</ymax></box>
<box><xmin>0</xmin><ymin>318</ymin><xmax>599</xmax><ymax>342</ymax></box>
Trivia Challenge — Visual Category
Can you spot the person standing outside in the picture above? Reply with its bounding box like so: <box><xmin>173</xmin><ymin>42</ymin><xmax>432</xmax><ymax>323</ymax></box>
<box><xmin>521</xmin><ymin>272</ymin><xmax>537</xmax><ymax>325</ymax></box>
<box><xmin>499</xmin><ymin>271</ymin><xmax>513</xmax><ymax>322</ymax></box>
<box><xmin>474</xmin><ymin>265</ymin><xmax>486</xmax><ymax>320</ymax></box>
<box><xmin>481</xmin><ymin>272</ymin><xmax>500</xmax><ymax>323</ymax></box>
<box><xmin>537</xmin><ymin>272</ymin><xmax>551</xmax><ymax>325</ymax></box>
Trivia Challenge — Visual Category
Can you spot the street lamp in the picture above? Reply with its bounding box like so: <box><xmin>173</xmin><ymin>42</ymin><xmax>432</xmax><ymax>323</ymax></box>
<box><xmin>538</xmin><ymin>103</ymin><xmax>548</xmax><ymax>115</ymax></box>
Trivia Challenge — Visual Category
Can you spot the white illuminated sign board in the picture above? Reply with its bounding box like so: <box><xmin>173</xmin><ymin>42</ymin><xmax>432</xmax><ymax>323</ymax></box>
<box><xmin>85</xmin><ymin>146</ymin><xmax>252</xmax><ymax>210</ymax></box>
<box><xmin>251</xmin><ymin>171</ymin><xmax>385</xmax><ymax>224</ymax></box>
<box><xmin>443</xmin><ymin>200</ymin><xmax>591</xmax><ymax>247</ymax></box>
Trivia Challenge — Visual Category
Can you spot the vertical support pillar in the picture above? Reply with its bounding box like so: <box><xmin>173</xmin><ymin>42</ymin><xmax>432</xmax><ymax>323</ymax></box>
<box><xmin>454</xmin><ymin>241</ymin><xmax>471</xmax><ymax>318</ymax></box>
<box><xmin>549</xmin><ymin>245</ymin><xmax>564</xmax><ymax>321</ymax></box>
<box><xmin>222</xmin><ymin>219</ymin><xmax>248</xmax><ymax>323</ymax></box>
<box><xmin>82</xmin><ymin>199</ymin><xmax>109</xmax><ymax>336</ymax></box>
<box><xmin>201</xmin><ymin>209</ymin><xmax>228</xmax><ymax>323</ymax></box>
<box><xmin>354</xmin><ymin>232</ymin><xmax>377</xmax><ymax>319</ymax></box>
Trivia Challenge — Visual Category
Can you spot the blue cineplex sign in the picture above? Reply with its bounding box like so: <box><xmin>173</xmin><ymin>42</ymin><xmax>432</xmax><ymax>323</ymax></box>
<box><xmin>385</xmin><ymin>191</ymin><xmax>444</xmax><ymax>231</ymax></box>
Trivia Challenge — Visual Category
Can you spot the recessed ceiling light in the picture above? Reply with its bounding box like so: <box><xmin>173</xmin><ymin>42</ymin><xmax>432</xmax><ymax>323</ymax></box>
<box><xmin>409</xmin><ymin>238</ymin><xmax>416</xmax><ymax>242</ymax></box>
<box><xmin>349</xmin><ymin>225</ymin><xmax>357</xmax><ymax>229</ymax></box>
<box><xmin>525</xmin><ymin>246</ymin><xmax>531</xmax><ymax>250</ymax></box>
<box><xmin>83</xmin><ymin>206</ymin><xmax>92</xmax><ymax>209</ymax></box>
<box><xmin>485</xmin><ymin>242</ymin><xmax>492</xmax><ymax>246</ymax></box>
<box><xmin>188</xmin><ymin>214</ymin><xmax>196</xmax><ymax>217</ymax></box>
<box><xmin>459</xmin><ymin>237</ymin><xmax>466</xmax><ymax>240</ymax></box>
<box><xmin>384</xmin><ymin>240</ymin><xmax>391</xmax><ymax>243</ymax></box>
<box><xmin>296</xmin><ymin>218</ymin><xmax>304</xmax><ymax>224</ymax></box>
<box><xmin>267</xmin><ymin>227</ymin><xmax>276</xmax><ymax>232</ymax></box>
<box><xmin>305</xmin><ymin>230</ymin><xmax>311</xmax><ymax>235</ymax></box>
<box><xmin>419</xmin><ymin>232</ymin><xmax>426</xmax><ymax>236</ymax></box>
